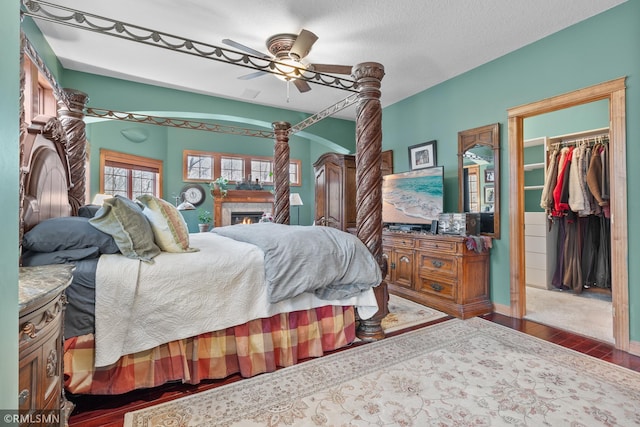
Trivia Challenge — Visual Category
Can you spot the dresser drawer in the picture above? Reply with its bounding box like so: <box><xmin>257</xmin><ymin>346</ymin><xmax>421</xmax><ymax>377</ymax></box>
<box><xmin>418</xmin><ymin>253</ymin><xmax>457</xmax><ymax>277</ymax></box>
<box><xmin>382</xmin><ymin>235</ymin><xmax>415</xmax><ymax>249</ymax></box>
<box><xmin>416</xmin><ymin>275</ymin><xmax>456</xmax><ymax>300</ymax></box>
<box><xmin>416</xmin><ymin>238</ymin><xmax>457</xmax><ymax>254</ymax></box>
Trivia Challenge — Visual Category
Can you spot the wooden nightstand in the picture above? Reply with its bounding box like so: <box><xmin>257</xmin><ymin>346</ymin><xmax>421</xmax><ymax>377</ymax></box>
<box><xmin>18</xmin><ymin>264</ymin><xmax>73</xmax><ymax>427</ymax></box>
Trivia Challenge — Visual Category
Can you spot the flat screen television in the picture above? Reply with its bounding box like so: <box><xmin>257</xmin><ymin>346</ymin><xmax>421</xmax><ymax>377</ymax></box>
<box><xmin>382</xmin><ymin>166</ymin><xmax>444</xmax><ymax>227</ymax></box>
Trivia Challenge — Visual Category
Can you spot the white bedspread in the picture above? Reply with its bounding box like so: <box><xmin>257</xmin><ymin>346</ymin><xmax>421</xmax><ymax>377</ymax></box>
<box><xmin>94</xmin><ymin>232</ymin><xmax>379</xmax><ymax>367</ymax></box>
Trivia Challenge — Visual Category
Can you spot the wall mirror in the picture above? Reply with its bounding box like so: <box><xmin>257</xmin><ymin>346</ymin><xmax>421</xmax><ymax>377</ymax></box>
<box><xmin>458</xmin><ymin>123</ymin><xmax>500</xmax><ymax>239</ymax></box>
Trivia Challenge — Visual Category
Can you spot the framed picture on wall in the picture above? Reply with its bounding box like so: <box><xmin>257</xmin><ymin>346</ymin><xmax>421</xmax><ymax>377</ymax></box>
<box><xmin>484</xmin><ymin>168</ymin><xmax>495</xmax><ymax>183</ymax></box>
<box><xmin>408</xmin><ymin>140</ymin><xmax>437</xmax><ymax>170</ymax></box>
<box><xmin>484</xmin><ymin>185</ymin><xmax>495</xmax><ymax>203</ymax></box>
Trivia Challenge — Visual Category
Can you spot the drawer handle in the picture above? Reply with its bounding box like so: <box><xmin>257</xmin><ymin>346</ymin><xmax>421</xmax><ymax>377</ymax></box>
<box><xmin>431</xmin><ymin>260</ymin><xmax>444</xmax><ymax>268</ymax></box>
<box><xmin>18</xmin><ymin>389</ymin><xmax>29</xmax><ymax>405</ymax></box>
<box><xmin>390</xmin><ymin>262</ymin><xmax>396</xmax><ymax>270</ymax></box>
<box><xmin>430</xmin><ymin>283</ymin><xmax>443</xmax><ymax>292</ymax></box>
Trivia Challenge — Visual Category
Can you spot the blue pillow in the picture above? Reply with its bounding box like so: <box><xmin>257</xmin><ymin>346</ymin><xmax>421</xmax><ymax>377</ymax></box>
<box><xmin>22</xmin><ymin>216</ymin><xmax>120</xmax><ymax>254</ymax></box>
<box><xmin>21</xmin><ymin>247</ymin><xmax>100</xmax><ymax>266</ymax></box>
<box><xmin>78</xmin><ymin>204</ymin><xmax>101</xmax><ymax>218</ymax></box>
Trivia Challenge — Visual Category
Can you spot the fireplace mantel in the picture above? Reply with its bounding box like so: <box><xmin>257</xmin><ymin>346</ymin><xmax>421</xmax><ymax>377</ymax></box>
<box><xmin>212</xmin><ymin>189</ymin><xmax>274</xmax><ymax>227</ymax></box>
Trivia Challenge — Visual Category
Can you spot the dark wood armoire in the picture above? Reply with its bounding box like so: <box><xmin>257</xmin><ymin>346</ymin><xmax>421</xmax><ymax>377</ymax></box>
<box><xmin>313</xmin><ymin>150</ymin><xmax>393</xmax><ymax>231</ymax></box>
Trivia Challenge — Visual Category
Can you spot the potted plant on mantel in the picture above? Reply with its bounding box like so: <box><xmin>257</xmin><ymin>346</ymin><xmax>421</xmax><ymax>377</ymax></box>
<box><xmin>197</xmin><ymin>209</ymin><xmax>212</xmax><ymax>232</ymax></box>
<box><xmin>209</xmin><ymin>176</ymin><xmax>229</xmax><ymax>198</ymax></box>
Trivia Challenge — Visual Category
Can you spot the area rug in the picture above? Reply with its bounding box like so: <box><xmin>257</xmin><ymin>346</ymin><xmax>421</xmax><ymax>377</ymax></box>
<box><xmin>124</xmin><ymin>317</ymin><xmax>640</xmax><ymax>426</ymax></box>
<box><xmin>381</xmin><ymin>293</ymin><xmax>448</xmax><ymax>333</ymax></box>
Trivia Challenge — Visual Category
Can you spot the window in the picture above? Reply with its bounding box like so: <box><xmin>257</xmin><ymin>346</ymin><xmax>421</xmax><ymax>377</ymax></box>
<box><xmin>221</xmin><ymin>156</ymin><xmax>244</xmax><ymax>181</ymax></box>
<box><xmin>100</xmin><ymin>150</ymin><xmax>163</xmax><ymax>199</ymax></box>
<box><xmin>289</xmin><ymin>162</ymin><xmax>300</xmax><ymax>186</ymax></box>
<box><xmin>185</xmin><ymin>152</ymin><xmax>213</xmax><ymax>181</ymax></box>
<box><xmin>465</xmin><ymin>165</ymin><xmax>480</xmax><ymax>213</ymax></box>
<box><xmin>183</xmin><ymin>150</ymin><xmax>301</xmax><ymax>186</ymax></box>
<box><xmin>23</xmin><ymin>56</ymin><xmax>56</xmax><ymax>124</ymax></box>
<box><xmin>251</xmin><ymin>159</ymin><xmax>273</xmax><ymax>183</ymax></box>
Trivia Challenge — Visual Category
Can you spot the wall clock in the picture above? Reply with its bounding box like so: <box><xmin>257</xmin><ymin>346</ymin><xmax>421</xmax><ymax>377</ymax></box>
<box><xmin>180</xmin><ymin>184</ymin><xmax>206</xmax><ymax>207</ymax></box>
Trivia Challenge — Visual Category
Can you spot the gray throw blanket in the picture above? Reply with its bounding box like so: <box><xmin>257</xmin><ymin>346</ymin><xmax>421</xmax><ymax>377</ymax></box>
<box><xmin>212</xmin><ymin>223</ymin><xmax>382</xmax><ymax>303</ymax></box>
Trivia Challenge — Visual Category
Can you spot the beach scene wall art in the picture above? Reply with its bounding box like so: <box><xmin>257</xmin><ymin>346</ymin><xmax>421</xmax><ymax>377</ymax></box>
<box><xmin>382</xmin><ymin>166</ymin><xmax>444</xmax><ymax>225</ymax></box>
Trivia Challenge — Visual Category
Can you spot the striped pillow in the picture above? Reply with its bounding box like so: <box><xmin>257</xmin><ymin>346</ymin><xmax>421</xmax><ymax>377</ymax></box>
<box><xmin>137</xmin><ymin>195</ymin><xmax>198</xmax><ymax>253</ymax></box>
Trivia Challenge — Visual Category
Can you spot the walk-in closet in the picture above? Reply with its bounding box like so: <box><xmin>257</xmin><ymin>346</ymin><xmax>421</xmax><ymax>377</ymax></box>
<box><xmin>522</xmin><ymin>100</ymin><xmax>613</xmax><ymax>343</ymax></box>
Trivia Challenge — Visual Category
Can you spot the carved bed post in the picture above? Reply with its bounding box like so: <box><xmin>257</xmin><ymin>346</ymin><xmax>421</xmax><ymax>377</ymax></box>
<box><xmin>57</xmin><ymin>88</ymin><xmax>89</xmax><ymax>215</ymax></box>
<box><xmin>19</xmin><ymin>34</ymin><xmax>27</xmax><ymax>251</ymax></box>
<box><xmin>353</xmin><ymin>62</ymin><xmax>388</xmax><ymax>341</ymax></box>
<box><xmin>272</xmin><ymin>121</ymin><xmax>291</xmax><ymax>224</ymax></box>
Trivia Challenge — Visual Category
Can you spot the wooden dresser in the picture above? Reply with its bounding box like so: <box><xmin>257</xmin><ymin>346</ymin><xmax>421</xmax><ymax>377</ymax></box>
<box><xmin>18</xmin><ymin>264</ymin><xmax>73</xmax><ymax>426</ymax></box>
<box><xmin>382</xmin><ymin>230</ymin><xmax>492</xmax><ymax>319</ymax></box>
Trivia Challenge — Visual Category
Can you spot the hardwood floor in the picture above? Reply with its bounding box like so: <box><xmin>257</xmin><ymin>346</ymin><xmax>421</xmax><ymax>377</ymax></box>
<box><xmin>67</xmin><ymin>314</ymin><xmax>640</xmax><ymax>427</ymax></box>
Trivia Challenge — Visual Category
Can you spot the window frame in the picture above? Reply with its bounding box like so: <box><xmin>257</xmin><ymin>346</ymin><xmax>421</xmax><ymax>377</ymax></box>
<box><xmin>100</xmin><ymin>149</ymin><xmax>163</xmax><ymax>198</ymax></box>
<box><xmin>183</xmin><ymin>150</ymin><xmax>214</xmax><ymax>182</ymax></box>
<box><xmin>183</xmin><ymin>150</ymin><xmax>301</xmax><ymax>186</ymax></box>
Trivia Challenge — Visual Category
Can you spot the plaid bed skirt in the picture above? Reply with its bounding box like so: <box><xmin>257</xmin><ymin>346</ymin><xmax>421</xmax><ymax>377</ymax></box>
<box><xmin>63</xmin><ymin>305</ymin><xmax>355</xmax><ymax>395</ymax></box>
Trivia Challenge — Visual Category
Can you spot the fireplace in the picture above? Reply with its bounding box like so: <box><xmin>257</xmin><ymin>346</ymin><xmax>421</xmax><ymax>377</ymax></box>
<box><xmin>230</xmin><ymin>211</ymin><xmax>263</xmax><ymax>225</ymax></box>
<box><xmin>213</xmin><ymin>189</ymin><xmax>274</xmax><ymax>227</ymax></box>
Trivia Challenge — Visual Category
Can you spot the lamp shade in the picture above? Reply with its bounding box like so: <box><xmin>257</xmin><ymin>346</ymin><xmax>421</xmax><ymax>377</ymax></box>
<box><xmin>176</xmin><ymin>201</ymin><xmax>196</xmax><ymax>211</ymax></box>
<box><xmin>289</xmin><ymin>193</ymin><xmax>303</xmax><ymax>206</ymax></box>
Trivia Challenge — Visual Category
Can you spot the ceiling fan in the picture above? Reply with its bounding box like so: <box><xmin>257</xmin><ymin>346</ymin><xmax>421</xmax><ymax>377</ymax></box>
<box><xmin>222</xmin><ymin>29</ymin><xmax>353</xmax><ymax>93</ymax></box>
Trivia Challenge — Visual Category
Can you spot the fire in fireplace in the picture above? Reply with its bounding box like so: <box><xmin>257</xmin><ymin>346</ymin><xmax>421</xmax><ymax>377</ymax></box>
<box><xmin>230</xmin><ymin>211</ymin><xmax>263</xmax><ymax>225</ymax></box>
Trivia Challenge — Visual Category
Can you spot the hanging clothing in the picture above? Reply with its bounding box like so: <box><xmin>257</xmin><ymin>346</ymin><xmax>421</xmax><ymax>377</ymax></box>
<box><xmin>562</xmin><ymin>212</ymin><xmax>583</xmax><ymax>293</ymax></box>
<box><xmin>580</xmin><ymin>215</ymin><xmax>600</xmax><ymax>287</ymax></box>
<box><xmin>545</xmin><ymin>134</ymin><xmax>611</xmax><ymax>293</ymax></box>
<box><xmin>595</xmin><ymin>215</ymin><xmax>611</xmax><ymax>288</ymax></box>
<box><xmin>552</xmin><ymin>147</ymin><xmax>572</xmax><ymax>216</ymax></box>
<box><xmin>551</xmin><ymin>217</ymin><xmax>567</xmax><ymax>290</ymax></box>
<box><xmin>586</xmin><ymin>144</ymin><xmax>608</xmax><ymax>208</ymax></box>
<box><xmin>540</xmin><ymin>148</ymin><xmax>559</xmax><ymax>212</ymax></box>
<box><xmin>568</xmin><ymin>143</ymin><xmax>592</xmax><ymax>215</ymax></box>
<box><xmin>600</xmin><ymin>143</ymin><xmax>610</xmax><ymax>201</ymax></box>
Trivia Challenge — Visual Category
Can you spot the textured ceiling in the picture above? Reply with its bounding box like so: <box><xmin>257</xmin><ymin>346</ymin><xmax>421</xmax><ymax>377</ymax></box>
<box><xmin>29</xmin><ymin>0</ymin><xmax>625</xmax><ymax>120</ymax></box>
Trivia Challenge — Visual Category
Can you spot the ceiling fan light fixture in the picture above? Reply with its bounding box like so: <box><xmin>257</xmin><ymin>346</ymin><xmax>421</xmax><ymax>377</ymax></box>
<box><xmin>273</xmin><ymin>57</ymin><xmax>307</xmax><ymax>81</ymax></box>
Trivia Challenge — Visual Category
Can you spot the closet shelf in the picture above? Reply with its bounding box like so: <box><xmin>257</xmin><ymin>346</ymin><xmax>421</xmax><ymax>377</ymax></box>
<box><xmin>524</xmin><ymin>162</ymin><xmax>545</xmax><ymax>171</ymax></box>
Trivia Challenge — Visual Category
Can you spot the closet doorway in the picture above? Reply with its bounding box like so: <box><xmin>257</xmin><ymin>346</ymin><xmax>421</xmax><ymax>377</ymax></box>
<box><xmin>507</xmin><ymin>78</ymin><xmax>629</xmax><ymax>351</ymax></box>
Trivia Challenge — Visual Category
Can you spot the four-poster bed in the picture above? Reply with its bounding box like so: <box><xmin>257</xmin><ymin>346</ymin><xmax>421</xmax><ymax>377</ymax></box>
<box><xmin>19</xmin><ymin>4</ymin><xmax>388</xmax><ymax>398</ymax></box>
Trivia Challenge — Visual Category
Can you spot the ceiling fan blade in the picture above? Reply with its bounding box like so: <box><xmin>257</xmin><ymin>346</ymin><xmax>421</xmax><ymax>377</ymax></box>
<box><xmin>289</xmin><ymin>29</ymin><xmax>318</xmax><ymax>60</ymax></box>
<box><xmin>222</xmin><ymin>38</ymin><xmax>269</xmax><ymax>58</ymax></box>
<box><xmin>293</xmin><ymin>79</ymin><xmax>312</xmax><ymax>93</ymax></box>
<box><xmin>309</xmin><ymin>64</ymin><xmax>353</xmax><ymax>75</ymax></box>
<box><xmin>238</xmin><ymin>70</ymin><xmax>268</xmax><ymax>80</ymax></box>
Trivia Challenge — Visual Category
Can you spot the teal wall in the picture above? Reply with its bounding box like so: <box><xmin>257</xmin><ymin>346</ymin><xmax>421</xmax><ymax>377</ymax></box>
<box><xmin>0</xmin><ymin>0</ymin><xmax>20</xmax><ymax>411</ymax></box>
<box><xmin>382</xmin><ymin>2</ymin><xmax>639</xmax><ymax>340</ymax></box>
<box><xmin>64</xmin><ymin>70</ymin><xmax>356</xmax><ymax>227</ymax></box>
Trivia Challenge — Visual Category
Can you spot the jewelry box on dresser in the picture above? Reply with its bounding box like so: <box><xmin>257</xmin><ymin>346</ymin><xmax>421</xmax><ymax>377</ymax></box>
<box><xmin>382</xmin><ymin>230</ymin><xmax>492</xmax><ymax>319</ymax></box>
<box><xmin>18</xmin><ymin>264</ymin><xmax>73</xmax><ymax>427</ymax></box>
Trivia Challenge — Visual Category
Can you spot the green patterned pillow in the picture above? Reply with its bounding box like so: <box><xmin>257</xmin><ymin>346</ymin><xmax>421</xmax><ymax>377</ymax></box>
<box><xmin>137</xmin><ymin>194</ymin><xmax>198</xmax><ymax>253</ymax></box>
<box><xmin>89</xmin><ymin>195</ymin><xmax>161</xmax><ymax>263</ymax></box>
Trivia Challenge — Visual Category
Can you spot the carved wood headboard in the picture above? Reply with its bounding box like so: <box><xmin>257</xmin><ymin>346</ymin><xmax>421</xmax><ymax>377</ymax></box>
<box><xmin>20</xmin><ymin>115</ymin><xmax>72</xmax><ymax>235</ymax></box>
